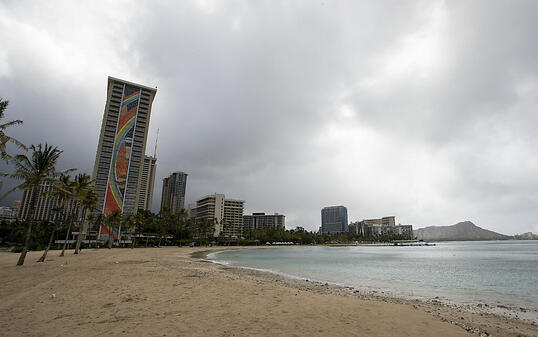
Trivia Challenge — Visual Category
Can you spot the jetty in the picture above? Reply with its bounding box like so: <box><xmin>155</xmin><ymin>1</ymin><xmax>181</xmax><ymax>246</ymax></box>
<box><xmin>391</xmin><ymin>240</ymin><xmax>435</xmax><ymax>246</ymax></box>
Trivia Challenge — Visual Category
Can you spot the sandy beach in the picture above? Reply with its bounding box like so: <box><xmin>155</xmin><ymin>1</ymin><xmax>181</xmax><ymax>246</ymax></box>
<box><xmin>0</xmin><ymin>247</ymin><xmax>536</xmax><ymax>337</ymax></box>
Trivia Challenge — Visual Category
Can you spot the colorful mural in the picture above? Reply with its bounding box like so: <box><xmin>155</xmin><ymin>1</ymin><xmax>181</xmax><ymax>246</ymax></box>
<box><xmin>104</xmin><ymin>85</ymin><xmax>140</xmax><ymax>215</ymax></box>
<box><xmin>100</xmin><ymin>225</ymin><xmax>119</xmax><ymax>240</ymax></box>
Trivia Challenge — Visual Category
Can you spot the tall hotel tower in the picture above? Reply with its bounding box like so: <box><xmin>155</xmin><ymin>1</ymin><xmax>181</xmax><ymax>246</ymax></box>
<box><xmin>160</xmin><ymin>171</ymin><xmax>188</xmax><ymax>213</ymax></box>
<box><xmin>92</xmin><ymin>77</ymin><xmax>157</xmax><ymax>216</ymax></box>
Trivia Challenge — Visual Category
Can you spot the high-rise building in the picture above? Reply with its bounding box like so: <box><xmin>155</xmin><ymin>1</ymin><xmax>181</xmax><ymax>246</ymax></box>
<box><xmin>160</xmin><ymin>172</ymin><xmax>188</xmax><ymax>213</ymax></box>
<box><xmin>18</xmin><ymin>181</ymin><xmax>79</xmax><ymax>222</ymax></box>
<box><xmin>194</xmin><ymin>193</ymin><xmax>244</xmax><ymax>237</ymax></box>
<box><xmin>92</xmin><ymin>77</ymin><xmax>157</xmax><ymax>216</ymax></box>
<box><xmin>321</xmin><ymin>206</ymin><xmax>348</xmax><ymax>234</ymax></box>
<box><xmin>243</xmin><ymin>213</ymin><xmax>285</xmax><ymax>230</ymax></box>
<box><xmin>137</xmin><ymin>155</ymin><xmax>157</xmax><ymax>211</ymax></box>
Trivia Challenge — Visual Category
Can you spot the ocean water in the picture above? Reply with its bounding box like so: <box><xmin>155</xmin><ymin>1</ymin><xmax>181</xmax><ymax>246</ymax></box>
<box><xmin>209</xmin><ymin>241</ymin><xmax>538</xmax><ymax>313</ymax></box>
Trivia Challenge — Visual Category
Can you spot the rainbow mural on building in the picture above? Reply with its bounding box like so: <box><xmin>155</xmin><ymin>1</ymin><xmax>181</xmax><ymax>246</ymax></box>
<box><xmin>104</xmin><ymin>85</ymin><xmax>140</xmax><ymax>216</ymax></box>
<box><xmin>101</xmin><ymin>225</ymin><xmax>120</xmax><ymax>240</ymax></box>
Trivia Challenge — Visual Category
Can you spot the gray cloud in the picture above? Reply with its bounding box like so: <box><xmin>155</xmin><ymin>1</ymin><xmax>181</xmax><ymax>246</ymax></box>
<box><xmin>1</xmin><ymin>0</ymin><xmax>537</xmax><ymax>234</ymax></box>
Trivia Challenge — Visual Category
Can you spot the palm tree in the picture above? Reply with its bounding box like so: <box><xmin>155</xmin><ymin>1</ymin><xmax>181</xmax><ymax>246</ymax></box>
<box><xmin>130</xmin><ymin>211</ymin><xmax>144</xmax><ymax>248</ymax></box>
<box><xmin>154</xmin><ymin>213</ymin><xmax>166</xmax><ymax>247</ymax></box>
<box><xmin>86</xmin><ymin>212</ymin><xmax>104</xmax><ymax>248</ymax></box>
<box><xmin>37</xmin><ymin>174</ymin><xmax>73</xmax><ymax>262</ymax></box>
<box><xmin>120</xmin><ymin>214</ymin><xmax>134</xmax><ymax>248</ymax></box>
<box><xmin>73</xmin><ymin>173</ymin><xmax>94</xmax><ymax>254</ymax></box>
<box><xmin>174</xmin><ymin>208</ymin><xmax>188</xmax><ymax>246</ymax></box>
<box><xmin>105</xmin><ymin>210</ymin><xmax>121</xmax><ymax>249</ymax></box>
<box><xmin>0</xmin><ymin>98</ymin><xmax>27</xmax><ymax>164</ymax></box>
<box><xmin>2</xmin><ymin>144</ymin><xmax>63</xmax><ymax>266</ymax></box>
<box><xmin>80</xmin><ymin>189</ymin><xmax>98</xmax><ymax>248</ymax></box>
<box><xmin>58</xmin><ymin>176</ymin><xmax>76</xmax><ymax>257</ymax></box>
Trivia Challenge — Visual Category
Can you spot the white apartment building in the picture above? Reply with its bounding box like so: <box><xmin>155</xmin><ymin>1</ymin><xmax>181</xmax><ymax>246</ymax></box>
<box><xmin>194</xmin><ymin>193</ymin><xmax>244</xmax><ymax>237</ymax></box>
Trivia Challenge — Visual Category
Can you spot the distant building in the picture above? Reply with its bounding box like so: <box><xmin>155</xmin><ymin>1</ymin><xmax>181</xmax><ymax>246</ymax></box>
<box><xmin>160</xmin><ymin>172</ymin><xmax>188</xmax><ymax>213</ymax></box>
<box><xmin>349</xmin><ymin>216</ymin><xmax>412</xmax><ymax>239</ymax></box>
<box><xmin>18</xmin><ymin>181</ymin><xmax>80</xmax><ymax>222</ymax></box>
<box><xmin>10</xmin><ymin>200</ymin><xmax>21</xmax><ymax>216</ymax></box>
<box><xmin>137</xmin><ymin>155</ymin><xmax>157</xmax><ymax>211</ymax></box>
<box><xmin>0</xmin><ymin>200</ymin><xmax>22</xmax><ymax>221</ymax></box>
<box><xmin>194</xmin><ymin>194</ymin><xmax>244</xmax><ymax>237</ymax></box>
<box><xmin>360</xmin><ymin>216</ymin><xmax>396</xmax><ymax>227</ymax></box>
<box><xmin>186</xmin><ymin>203</ymin><xmax>197</xmax><ymax>219</ymax></box>
<box><xmin>243</xmin><ymin>213</ymin><xmax>285</xmax><ymax>231</ymax></box>
<box><xmin>0</xmin><ymin>206</ymin><xmax>16</xmax><ymax>221</ymax></box>
<box><xmin>321</xmin><ymin>206</ymin><xmax>348</xmax><ymax>234</ymax></box>
<box><xmin>92</xmin><ymin>76</ymin><xmax>157</xmax><ymax>216</ymax></box>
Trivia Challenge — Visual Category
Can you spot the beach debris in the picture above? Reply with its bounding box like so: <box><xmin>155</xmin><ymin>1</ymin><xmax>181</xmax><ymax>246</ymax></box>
<box><xmin>115</xmin><ymin>261</ymin><xmax>119</xmax><ymax>264</ymax></box>
<box><xmin>51</xmin><ymin>293</ymin><xmax>56</xmax><ymax>299</ymax></box>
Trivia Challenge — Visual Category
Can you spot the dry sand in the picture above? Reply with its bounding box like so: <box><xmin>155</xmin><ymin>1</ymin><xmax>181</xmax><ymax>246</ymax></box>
<box><xmin>0</xmin><ymin>247</ymin><xmax>535</xmax><ymax>336</ymax></box>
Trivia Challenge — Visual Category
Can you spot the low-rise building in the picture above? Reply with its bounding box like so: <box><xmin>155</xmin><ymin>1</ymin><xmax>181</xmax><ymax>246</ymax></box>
<box><xmin>0</xmin><ymin>206</ymin><xmax>16</xmax><ymax>221</ymax></box>
<box><xmin>243</xmin><ymin>213</ymin><xmax>285</xmax><ymax>231</ymax></box>
<box><xmin>349</xmin><ymin>216</ymin><xmax>412</xmax><ymax>239</ymax></box>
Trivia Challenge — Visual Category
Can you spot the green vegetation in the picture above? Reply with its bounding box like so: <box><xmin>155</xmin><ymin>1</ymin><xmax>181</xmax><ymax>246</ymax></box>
<box><xmin>0</xmin><ymin>97</ymin><xmax>26</xmax><ymax>164</ymax></box>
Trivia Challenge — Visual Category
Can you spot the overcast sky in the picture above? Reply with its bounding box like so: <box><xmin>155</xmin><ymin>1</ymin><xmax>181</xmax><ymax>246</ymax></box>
<box><xmin>1</xmin><ymin>0</ymin><xmax>537</xmax><ymax>234</ymax></box>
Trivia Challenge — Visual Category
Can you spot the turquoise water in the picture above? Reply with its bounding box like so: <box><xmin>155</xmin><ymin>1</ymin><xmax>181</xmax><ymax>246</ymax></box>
<box><xmin>209</xmin><ymin>241</ymin><xmax>538</xmax><ymax>312</ymax></box>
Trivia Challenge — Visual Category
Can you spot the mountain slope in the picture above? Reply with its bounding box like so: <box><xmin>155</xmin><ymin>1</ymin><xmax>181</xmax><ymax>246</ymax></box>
<box><xmin>413</xmin><ymin>221</ymin><xmax>512</xmax><ymax>241</ymax></box>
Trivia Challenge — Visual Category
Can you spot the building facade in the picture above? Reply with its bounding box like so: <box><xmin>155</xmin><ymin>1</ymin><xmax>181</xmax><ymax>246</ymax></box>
<box><xmin>348</xmin><ymin>216</ymin><xmax>412</xmax><ymax>239</ymax></box>
<box><xmin>243</xmin><ymin>213</ymin><xmax>285</xmax><ymax>231</ymax></box>
<box><xmin>137</xmin><ymin>155</ymin><xmax>157</xmax><ymax>211</ymax></box>
<box><xmin>321</xmin><ymin>206</ymin><xmax>348</xmax><ymax>234</ymax></box>
<box><xmin>92</xmin><ymin>77</ymin><xmax>157</xmax><ymax>216</ymax></box>
<box><xmin>18</xmin><ymin>182</ymin><xmax>80</xmax><ymax>222</ymax></box>
<box><xmin>160</xmin><ymin>171</ymin><xmax>188</xmax><ymax>213</ymax></box>
<box><xmin>194</xmin><ymin>194</ymin><xmax>244</xmax><ymax>237</ymax></box>
<box><xmin>359</xmin><ymin>216</ymin><xmax>396</xmax><ymax>227</ymax></box>
<box><xmin>0</xmin><ymin>206</ymin><xmax>16</xmax><ymax>221</ymax></box>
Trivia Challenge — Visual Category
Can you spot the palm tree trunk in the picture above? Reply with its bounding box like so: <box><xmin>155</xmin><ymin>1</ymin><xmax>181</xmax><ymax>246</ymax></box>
<box><xmin>37</xmin><ymin>223</ymin><xmax>56</xmax><ymax>262</ymax></box>
<box><xmin>17</xmin><ymin>185</ymin><xmax>39</xmax><ymax>266</ymax></box>
<box><xmin>60</xmin><ymin>219</ymin><xmax>73</xmax><ymax>257</ymax></box>
<box><xmin>74</xmin><ymin>206</ymin><xmax>84</xmax><ymax>254</ymax></box>
<box><xmin>107</xmin><ymin>226</ymin><xmax>115</xmax><ymax>249</ymax></box>
<box><xmin>131</xmin><ymin>227</ymin><xmax>136</xmax><ymax>249</ymax></box>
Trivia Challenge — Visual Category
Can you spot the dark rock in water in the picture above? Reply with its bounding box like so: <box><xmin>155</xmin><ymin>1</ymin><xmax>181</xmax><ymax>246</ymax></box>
<box><xmin>413</xmin><ymin>221</ymin><xmax>512</xmax><ymax>241</ymax></box>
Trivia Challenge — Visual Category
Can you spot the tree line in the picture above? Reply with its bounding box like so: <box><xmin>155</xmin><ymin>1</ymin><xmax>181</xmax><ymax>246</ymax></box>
<box><xmin>0</xmin><ymin>97</ymin><xmax>411</xmax><ymax>267</ymax></box>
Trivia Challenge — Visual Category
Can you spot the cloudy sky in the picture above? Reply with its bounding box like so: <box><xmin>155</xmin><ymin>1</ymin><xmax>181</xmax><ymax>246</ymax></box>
<box><xmin>1</xmin><ymin>0</ymin><xmax>537</xmax><ymax>234</ymax></box>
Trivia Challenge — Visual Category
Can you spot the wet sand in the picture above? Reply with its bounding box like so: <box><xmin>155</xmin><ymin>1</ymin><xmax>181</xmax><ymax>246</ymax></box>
<box><xmin>0</xmin><ymin>247</ymin><xmax>535</xmax><ymax>336</ymax></box>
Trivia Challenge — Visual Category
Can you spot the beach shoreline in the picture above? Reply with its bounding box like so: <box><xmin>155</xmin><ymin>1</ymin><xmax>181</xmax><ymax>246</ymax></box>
<box><xmin>201</xmin><ymin>247</ymin><xmax>538</xmax><ymax>325</ymax></box>
<box><xmin>0</xmin><ymin>247</ymin><xmax>535</xmax><ymax>336</ymax></box>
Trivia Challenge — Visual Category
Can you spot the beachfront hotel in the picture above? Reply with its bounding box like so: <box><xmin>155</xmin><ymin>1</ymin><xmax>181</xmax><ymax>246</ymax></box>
<box><xmin>243</xmin><ymin>212</ymin><xmax>286</xmax><ymax>230</ymax></box>
<box><xmin>18</xmin><ymin>181</ymin><xmax>81</xmax><ymax>222</ymax></box>
<box><xmin>92</xmin><ymin>77</ymin><xmax>157</xmax><ymax>216</ymax></box>
<box><xmin>160</xmin><ymin>171</ymin><xmax>188</xmax><ymax>213</ymax></box>
<box><xmin>348</xmin><ymin>216</ymin><xmax>413</xmax><ymax>239</ymax></box>
<box><xmin>136</xmin><ymin>155</ymin><xmax>157</xmax><ymax>211</ymax></box>
<box><xmin>321</xmin><ymin>206</ymin><xmax>348</xmax><ymax>234</ymax></box>
<box><xmin>193</xmin><ymin>193</ymin><xmax>244</xmax><ymax>237</ymax></box>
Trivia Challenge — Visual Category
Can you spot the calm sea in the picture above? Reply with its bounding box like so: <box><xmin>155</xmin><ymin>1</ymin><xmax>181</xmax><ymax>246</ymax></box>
<box><xmin>208</xmin><ymin>241</ymin><xmax>538</xmax><ymax>313</ymax></box>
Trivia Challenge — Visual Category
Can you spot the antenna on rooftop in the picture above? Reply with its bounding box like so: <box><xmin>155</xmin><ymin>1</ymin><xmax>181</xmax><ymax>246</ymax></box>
<box><xmin>153</xmin><ymin>128</ymin><xmax>159</xmax><ymax>158</ymax></box>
